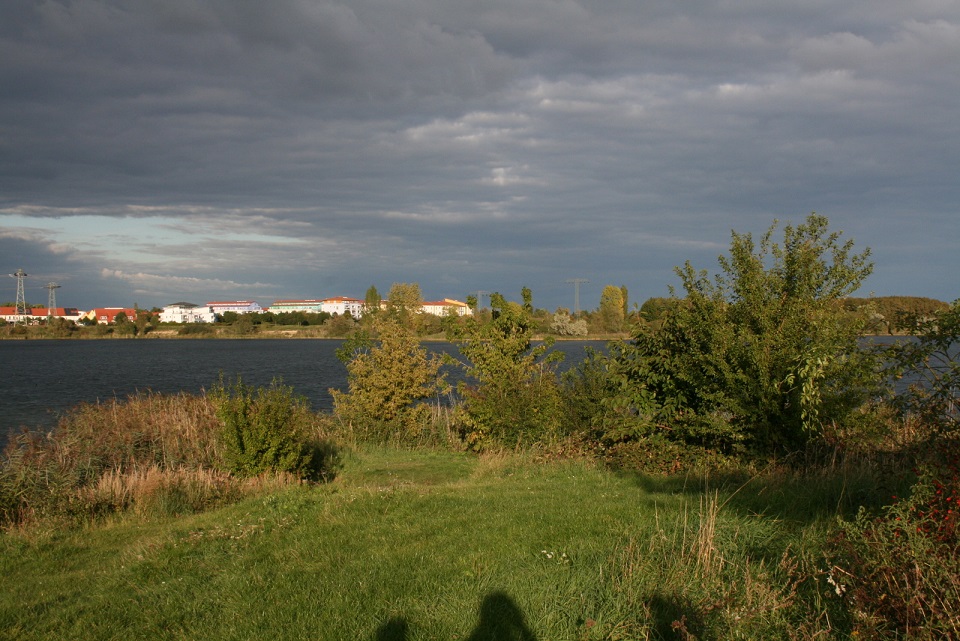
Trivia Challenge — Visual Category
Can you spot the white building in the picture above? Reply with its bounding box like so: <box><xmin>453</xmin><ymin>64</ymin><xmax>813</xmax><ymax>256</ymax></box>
<box><xmin>160</xmin><ymin>303</ymin><xmax>216</xmax><ymax>323</ymax></box>
<box><xmin>0</xmin><ymin>306</ymin><xmax>83</xmax><ymax>323</ymax></box>
<box><xmin>268</xmin><ymin>299</ymin><xmax>325</xmax><ymax>314</ymax></box>
<box><xmin>422</xmin><ymin>299</ymin><xmax>473</xmax><ymax>317</ymax></box>
<box><xmin>206</xmin><ymin>300</ymin><xmax>263</xmax><ymax>315</ymax></box>
<box><xmin>321</xmin><ymin>296</ymin><xmax>364</xmax><ymax>317</ymax></box>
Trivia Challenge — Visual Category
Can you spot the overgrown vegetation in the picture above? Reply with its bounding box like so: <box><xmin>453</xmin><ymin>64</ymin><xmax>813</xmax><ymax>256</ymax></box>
<box><xmin>831</xmin><ymin>449</ymin><xmax>960</xmax><ymax>639</ymax></box>
<box><xmin>3</xmin><ymin>215</ymin><xmax>959</xmax><ymax>636</ymax></box>
<box><xmin>825</xmin><ymin>300</ymin><xmax>960</xmax><ymax>639</ymax></box>
<box><xmin>1</xmin><ymin>387</ymin><xmax>339</xmax><ymax>529</ymax></box>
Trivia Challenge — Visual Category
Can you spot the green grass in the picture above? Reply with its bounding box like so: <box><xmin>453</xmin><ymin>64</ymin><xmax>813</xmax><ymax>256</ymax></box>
<box><xmin>0</xmin><ymin>446</ymin><xmax>878</xmax><ymax>640</ymax></box>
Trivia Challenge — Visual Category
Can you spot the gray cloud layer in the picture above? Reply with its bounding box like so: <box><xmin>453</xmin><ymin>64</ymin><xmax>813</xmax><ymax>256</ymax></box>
<box><xmin>2</xmin><ymin>0</ymin><xmax>958</xmax><ymax>309</ymax></box>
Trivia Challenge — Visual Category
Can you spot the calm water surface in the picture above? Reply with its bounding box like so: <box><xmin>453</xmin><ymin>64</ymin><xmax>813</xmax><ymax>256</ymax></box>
<box><xmin>0</xmin><ymin>339</ymin><xmax>605</xmax><ymax>445</ymax></box>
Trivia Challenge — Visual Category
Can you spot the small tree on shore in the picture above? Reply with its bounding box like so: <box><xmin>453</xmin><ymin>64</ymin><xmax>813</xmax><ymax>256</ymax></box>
<box><xmin>450</xmin><ymin>292</ymin><xmax>565</xmax><ymax>450</ymax></box>
<box><xmin>332</xmin><ymin>315</ymin><xmax>448</xmax><ymax>442</ymax></box>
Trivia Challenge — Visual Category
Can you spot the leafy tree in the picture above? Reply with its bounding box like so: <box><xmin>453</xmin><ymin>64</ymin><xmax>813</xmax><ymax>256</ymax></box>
<box><xmin>331</xmin><ymin>315</ymin><xmax>448</xmax><ymax>441</ymax></box>
<box><xmin>639</xmin><ymin>297</ymin><xmax>672</xmax><ymax>325</ymax></box>
<box><xmin>845</xmin><ymin>296</ymin><xmax>949</xmax><ymax>335</ymax></box>
<box><xmin>324</xmin><ymin>313</ymin><xmax>356</xmax><ymax>338</ymax></box>
<box><xmin>599</xmin><ymin>285</ymin><xmax>626</xmax><ymax>333</ymax></box>
<box><xmin>418</xmin><ymin>313</ymin><xmax>444</xmax><ymax>336</ymax></box>
<box><xmin>231</xmin><ymin>314</ymin><xmax>257</xmax><ymax>336</ymax></box>
<box><xmin>521</xmin><ymin>286</ymin><xmax>533</xmax><ymax>314</ymax></box>
<box><xmin>386</xmin><ymin>282</ymin><xmax>423</xmax><ymax>329</ymax></box>
<box><xmin>135</xmin><ymin>310</ymin><xmax>152</xmax><ymax>336</ymax></box>
<box><xmin>113</xmin><ymin>311</ymin><xmax>136</xmax><ymax>336</ymax></box>
<box><xmin>603</xmin><ymin>213</ymin><xmax>878</xmax><ymax>453</ymax></box>
<box><xmin>47</xmin><ymin>316</ymin><xmax>76</xmax><ymax>338</ymax></box>
<box><xmin>364</xmin><ymin>285</ymin><xmax>382</xmax><ymax>314</ymax></box>
<box><xmin>449</xmin><ymin>292</ymin><xmax>566</xmax><ymax>450</ymax></box>
<box><xmin>620</xmin><ymin>285</ymin><xmax>629</xmax><ymax>320</ymax></box>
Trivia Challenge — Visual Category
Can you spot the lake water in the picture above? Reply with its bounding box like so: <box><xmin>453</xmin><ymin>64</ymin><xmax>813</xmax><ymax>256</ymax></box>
<box><xmin>0</xmin><ymin>339</ymin><xmax>606</xmax><ymax>446</ymax></box>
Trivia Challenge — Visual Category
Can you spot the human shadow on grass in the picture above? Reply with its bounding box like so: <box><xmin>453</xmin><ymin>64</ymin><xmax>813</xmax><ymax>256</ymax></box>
<box><xmin>374</xmin><ymin>616</ymin><xmax>409</xmax><ymax>641</ymax></box>
<box><xmin>372</xmin><ymin>591</ymin><xmax>537</xmax><ymax>641</ymax></box>
<box><xmin>467</xmin><ymin>591</ymin><xmax>538</xmax><ymax>641</ymax></box>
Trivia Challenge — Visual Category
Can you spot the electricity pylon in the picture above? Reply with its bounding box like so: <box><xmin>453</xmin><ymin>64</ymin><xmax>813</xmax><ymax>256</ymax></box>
<box><xmin>565</xmin><ymin>278</ymin><xmax>589</xmax><ymax>315</ymax></box>
<box><xmin>474</xmin><ymin>290</ymin><xmax>488</xmax><ymax>310</ymax></box>
<box><xmin>10</xmin><ymin>268</ymin><xmax>28</xmax><ymax>323</ymax></box>
<box><xmin>45</xmin><ymin>282</ymin><xmax>61</xmax><ymax>318</ymax></box>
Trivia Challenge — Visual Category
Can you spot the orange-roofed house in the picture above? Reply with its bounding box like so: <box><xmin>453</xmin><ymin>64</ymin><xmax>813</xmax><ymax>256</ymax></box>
<box><xmin>83</xmin><ymin>308</ymin><xmax>139</xmax><ymax>324</ymax></box>
<box><xmin>422</xmin><ymin>299</ymin><xmax>473</xmax><ymax>317</ymax></box>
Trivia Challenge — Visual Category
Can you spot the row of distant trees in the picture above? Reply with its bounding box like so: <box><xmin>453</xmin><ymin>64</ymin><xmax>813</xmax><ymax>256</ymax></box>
<box><xmin>2</xmin><ymin>290</ymin><xmax>948</xmax><ymax>340</ymax></box>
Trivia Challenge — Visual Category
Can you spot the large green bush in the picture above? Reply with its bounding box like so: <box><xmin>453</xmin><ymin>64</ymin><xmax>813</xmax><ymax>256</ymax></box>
<box><xmin>212</xmin><ymin>378</ymin><xmax>329</xmax><ymax>479</ymax></box>
<box><xmin>600</xmin><ymin>214</ymin><xmax>880</xmax><ymax>454</ymax></box>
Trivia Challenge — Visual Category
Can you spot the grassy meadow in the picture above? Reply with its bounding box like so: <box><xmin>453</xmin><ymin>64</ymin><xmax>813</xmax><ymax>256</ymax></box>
<box><xmin>0</xmin><ymin>443</ymin><xmax>900</xmax><ymax>640</ymax></box>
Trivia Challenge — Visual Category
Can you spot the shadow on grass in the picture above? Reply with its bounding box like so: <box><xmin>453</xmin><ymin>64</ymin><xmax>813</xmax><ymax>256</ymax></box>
<box><xmin>374</xmin><ymin>616</ymin><xmax>409</xmax><ymax>641</ymax></box>
<box><xmin>618</xmin><ymin>456</ymin><xmax>910</xmax><ymax>527</ymax></box>
<box><xmin>372</xmin><ymin>591</ymin><xmax>537</xmax><ymax>641</ymax></box>
<box><xmin>467</xmin><ymin>591</ymin><xmax>537</xmax><ymax>641</ymax></box>
<box><xmin>648</xmin><ymin>594</ymin><xmax>701</xmax><ymax>641</ymax></box>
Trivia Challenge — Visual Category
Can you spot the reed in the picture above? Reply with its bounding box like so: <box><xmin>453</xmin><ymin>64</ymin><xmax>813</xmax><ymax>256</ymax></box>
<box><xmin>0</xmin><ymin>391</ymin><xmax>313</xmax><ymax>527</ymax></box>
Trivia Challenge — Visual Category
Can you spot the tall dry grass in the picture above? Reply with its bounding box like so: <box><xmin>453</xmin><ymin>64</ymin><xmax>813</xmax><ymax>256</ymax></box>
<box><xmin>0</xmin><ymin>391</ymin><xmax>313</xmax><ymax>528</ymax></box>
<box><xmin>603</xmin><ymin>487</ymin><xmax>827</xmax><ymax>639</ymax></box>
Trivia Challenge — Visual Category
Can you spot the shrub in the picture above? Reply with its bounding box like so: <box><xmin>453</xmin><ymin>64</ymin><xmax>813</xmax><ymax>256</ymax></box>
<box><xmin>601</xmin><ymin>434</ymin><xmax>741</xmax><ymax>475</ymax></box>
<box><xmin>331</xmin><ymin>317</ymin><xmax>449</xmax><ymax>443</ymax></box>
<box><xmin>178</xmin><ymin>323</ymin><xmax>214</xmax><ymax>336</ymax></box>
<box><xmin>559</xmin><ymin>346</ymin><xmax>610</xmax><ymax>435</ymax></box>
<box><xmin>212</xmin><ymin>377</ymin><xmax>330</xmax><ymax>480</ymax></box>
<box><xmin>600</xmin><ymin>214</ymin><xmax>880</xmax><ymax>455</ymax></box>
<box><xmin>830</xmin><ymin>448</ymin><xmax>960</xmax><ymax>638</ymax></box>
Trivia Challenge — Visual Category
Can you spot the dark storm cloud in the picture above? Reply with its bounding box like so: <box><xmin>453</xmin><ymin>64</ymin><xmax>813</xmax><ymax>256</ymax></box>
<box><xmin>1</xmin><ymin>0</ymin><xmax>958</xmax><ymax>309</ymax></box>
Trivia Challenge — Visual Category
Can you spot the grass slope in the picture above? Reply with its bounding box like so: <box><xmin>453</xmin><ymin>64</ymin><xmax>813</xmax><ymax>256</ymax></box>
<box><xmin>1</xmin><ymin>447</ymin><xmax>867</xmax><ymax>640</ymax></box>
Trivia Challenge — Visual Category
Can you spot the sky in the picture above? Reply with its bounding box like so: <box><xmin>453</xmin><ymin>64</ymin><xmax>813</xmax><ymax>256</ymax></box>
<box><xmin>1</xmin><ymin>0</ymin><xmax>958</xmax><ymax>312</ymax></box>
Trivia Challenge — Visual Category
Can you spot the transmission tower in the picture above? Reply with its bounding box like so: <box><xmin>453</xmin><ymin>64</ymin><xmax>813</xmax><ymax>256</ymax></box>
<box><xmin>45</xmin><ymin>282</ymin><xmax>61</xmax><ymax>319</ymax></box>
<box><xmin>474</xmin><ymin>290</ymin><xmax>488</xmax><ymax>310</ymax></box>
<box><xmin>565</xmin><ymin>278</ymin><xmax>589</xmax><ymax>315</ymax></box>
<box><xmin>10</xmin><ymin>268</ymin><xmax>28</xmax><ymax>323</ymax></box>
